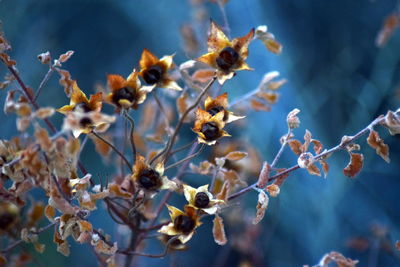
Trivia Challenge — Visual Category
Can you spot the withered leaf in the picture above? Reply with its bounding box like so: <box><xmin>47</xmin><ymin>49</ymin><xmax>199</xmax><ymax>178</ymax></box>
<box><xmin>192</xmin><ymin>69</ymin><xmax>215</xmax><ymax>83</ymax></box>
<box><xmin>213</xmin><ymin>214</ymin><xmax>227</xmax><ymax>245</ymax></box>
<box><xmin>376</xmin><ymin>13</ymin><xmax>400</xmax><ymax>47</ymax></box>
<box><xmin>257</xmin><ymin>161</ymin><xmax>270</xmax><ymax>189</ymax></box>
<box><xmin>383</xmin><ymin>110</ymin><xmax>400</xmax><ymax>135</ymax></box>
<box><xmin>225</xmin><ymin>151</ymin><xmax>248</xmax><ymax>161</ymax></box>
<box><xmin>35</xmin><ymin>126</ymin><xmax>52</xmax><ymax>152</ymax></box>
<box><xmin>343</xmin><ymin>153</ymin><xmax>364</xmax><ymax>178</ymax></box>
<box><xmin>58</xmin><ymin>50</ymin><xmax>75</xmax><ymax>63</ymax></box>
<box><xmin>317</xmin><ymin>251</ymin><xmax>359</xmax><ymax>267</ymax></box>
<box><xmin>44</xmin><ymin>205</ymin><xmax>56</xmax><ymax>221</ymax></box>
<box><xmin>396</xmin><ymin>241</ymin><xmax>400</xmax><ymax>251</ymax></box>
<box><xmin>250</xmin><ymin>99</ymin><xmax>271</xmax><ymax>112</ymax></box>
<box><xmin>189</xmin><ymin>161</ymin><xmax>213</xmax><ymax>175</ymax></box>
<box><xmin>256</xmin><ymin>91</ymin><xmax>279</xmax><ymax>104</ymax></box>
<box><xmin>266</xmin><ymin>184</ymin><xmax>280</xmax><ymax>197</ymax></box>
<box><xmin>253</xmin><ymin>190</ymin><xmax>269</xmax><ymax>225</ymax></box>
<box><xmin>286</xmin><ymin>108</ymin><xmax>300</xmax><ymax>129</ymax></box>
<box><xmin>263</xmin><ymin>39</ymin><xmax>283</xmax><ymax>54</ymax></box>
<box><xmin>35</xmin><ymin>107</ymin><xmax>55</xmax><ymax>119</ymax></box>
<box><xmin>307</xmin><ymin>163</ymin><xmax>321</xmax><ymax>177</ymax></box>
<box><xmin>319</xmin><ymin>160</ymin><xmax>329</xmax><ymax>178</ymax></box>
<box><xmin>57</xmin><ymin>69</ymin><xmax>74</xmax><ymax>97</ymax></box>
<box><xmin>367</xmin><ymin>130</ymin><xmax>390</xmax><ymax>163</ymax></box>
<box><xmin>288</xmin><ymin>139</ymin><xmax>302</xmax><ymax>155</ymax></box>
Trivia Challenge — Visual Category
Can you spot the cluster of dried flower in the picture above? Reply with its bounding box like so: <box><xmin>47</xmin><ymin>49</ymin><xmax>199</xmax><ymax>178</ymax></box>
<box><xmin>1</xmin><ymin>1</ymin><xmax>399</xmax><ymax>266</ymax></box>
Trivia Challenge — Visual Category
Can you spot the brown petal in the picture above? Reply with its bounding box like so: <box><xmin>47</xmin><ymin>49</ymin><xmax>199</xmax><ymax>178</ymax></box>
<box><xmin>139</xmin><ymin>48</ymin><xmax>159</xmax><ymax>70</ymax></box>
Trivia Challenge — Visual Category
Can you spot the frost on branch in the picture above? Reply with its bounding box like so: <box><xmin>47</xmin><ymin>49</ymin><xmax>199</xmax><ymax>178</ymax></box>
<box><xmin>310</xmin><ymin>251</ymin><xmax>358</xmax><ymax>267</ymax></box>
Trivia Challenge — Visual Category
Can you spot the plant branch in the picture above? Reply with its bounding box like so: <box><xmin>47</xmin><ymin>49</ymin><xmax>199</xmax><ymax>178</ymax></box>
<box><xmin>118</xmin><ymin>236</ymin><xmax>179</xmax><ymax>258</ymax></box>
<box><xmin>164</xmin><ymin>143</ymin><xmax>204</xmax><ymax>171</ymax></box>
<box><xmin>149</xmin><ymin>76</ymin><xmax>216</xmax><ymax>166</ymax></box>
<box><xmin>34</xmin><ymin>65</ymin><xmax>55</xmax><ymax>101</ymax></box>
<box><xmin>123</xmin><ymin>110</ymin><xmax>137</xmax><ymax>165</ymax></box>
<box><xmin>1</xmin><ymin>222</ymin><xmax>56</xmax><ymax>254</ymax></box>
<box><xmin>227</xmin><ymin>115</ymin><xmax>386</xmax><ymax>201</ymax></box>
<box><xmin>91</xmin><ymin>131</ymin><xmax>132</xmax><ymax>170</ymax></box>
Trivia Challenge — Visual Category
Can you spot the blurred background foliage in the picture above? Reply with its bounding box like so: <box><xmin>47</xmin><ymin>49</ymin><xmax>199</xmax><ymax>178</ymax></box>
<box><xmin>1</xmin><ymin>0</ymin><xmax>400</xmax><ymax>266</ymax></box>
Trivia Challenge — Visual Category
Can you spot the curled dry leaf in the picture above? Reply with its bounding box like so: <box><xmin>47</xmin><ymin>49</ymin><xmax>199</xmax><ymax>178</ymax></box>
<box><xmin>255</xmin><ymin>25</ymin><xmax>282</xmax><ymax>54</ymax></box>
<box><xmin>367</xmin><ymin>130</ymin><xmax>390</xmax><ymax>163</ymax></box>
<box><xmin>266</xmin><ymin>184</ymin><xmax>280</xmax><ymax>197</ymax></box>
<box><xmin>57</xmin><ymin>69</ymin><xmax>74</xmax><ymax>97</ymax></box>
<box><xmin>257</xmin><ymin>161</ymin><xmax>270</xmax><ymax>189</ymax></box>
<box><xmin>34</xmin><ymin>126</ymin><xmax>52</xmax><ymax>152</ymax></box>
<box><xmin>213</xmin><ymin>214</ymin><xmax>227</xmax><ymax>245</ymax></box>
<box><xmin>315</xmin><ymin>251</ymin><xmax>358</xmax><ymax>267</ymax></box>
<box><xmin>288</xmin><ymin>139</ymin><xmax>302</xmax><ymax>155</ymax></box>
<box><xmin>58</xmin><ymin>50</ymin><xmax>75</xmax><ymax>63</ymax></box>
<box><xmin>343</xmin><ymin>153</ymin><xmax>364</xmax><ymax>178</ymax></box>
<box><xmin>250</xmin><ymin>99</ymin><xmax>271</xmax><ymax>112</ymax></box>
<box><xmin>382</xmin><ymin>110</ymin><xmax>400</xmax><ymax>135</ymax></box>
<box><xmin>253</xmin><ymin>190</ymin><xmax>269</xmax><ymax>225</ymax></box>
<box><xmin>287</xmin><ymin>108</ymin><xmax>300</xmax><ymax>129</ymax></box>
<box><xmin>189</xmin><ymin>160</ymin><xmax>213</xmax><ymax>175</ymax></box>
<box><xmin>307</xmin><ymin>164</ymin><xmax>321</xmax><ymax>177</ymax></box>
<box><xmin>192</xmin><ymin>69</ymin><xmax>216</xmax><ymax>83</ymax></box>
<box><xmin>35</xmin><ymin>107</ymin><xmax>55</xmax><ymax>119</ymax></box>
<box><xmin>225</xmin><ymin>151</ymin><xmax>248</xmax><ymax>161</ymax></box>
<box><xmin>376</xmin><ymin>13</ymin><xmax>400</xmax><ymax>47</ymax></box>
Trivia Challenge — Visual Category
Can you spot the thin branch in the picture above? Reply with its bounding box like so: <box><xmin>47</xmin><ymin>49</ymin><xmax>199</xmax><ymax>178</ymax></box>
<box><xmin>34</xmin><ymin>66</ymin><xmax>55</xmax><ymax>101</ymax></box>
<box><xmin>91</xmin><ymin>131</ymin><xmax>132</xmax><ymax>170</ymax></box>
<box><xmin>118</xmin><ymin>236</ymin><xmax>179</xmax><ymax>258</ymax></box>
<box><xmin>227</xmin><ymin>115</ymin><xmax>387</xmax><ymax>201</ymax></box>
<box><xmin>123</xmin><ymin>110</ymin><xmax>137</xmax><ymax>165</ymax></box>
<box><xmin>152</xmin><ymin>91</ymin><xmax>171</xmax><ymax>129</ymax></box>
<box><xmin>169</xmin><ymin>139</ymin><xmax>197</xmax><ymax>156</ymax></box>
<box><xmin>164</xmin><ymin>143</ymin><xmax>204</xmax><ymax>171</ymax></box>
<box><xmin>270</xmin><ymin>129</ymin><xmax>292</xmax><ymax>168</ymax></box>
<box><xmin>149</xmin><ymin>76</ymin><xmax>216</xmax><ymax>166</ymax></box>
<box><xmin>217</xmin><ymin>0</ymin><xmax>231</xmax><ymax>38</ymax></box>
<box><xmin>1</xmin><ymin>222</ymin><xmax>56</xmax><ymax>254</ymax></box>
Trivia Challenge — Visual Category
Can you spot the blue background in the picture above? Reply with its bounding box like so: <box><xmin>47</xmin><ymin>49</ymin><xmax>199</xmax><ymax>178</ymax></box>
<box><xmin>1</xmin><ymin>0</ymin><xmax>400</xmax><ymax>266</ymax></box>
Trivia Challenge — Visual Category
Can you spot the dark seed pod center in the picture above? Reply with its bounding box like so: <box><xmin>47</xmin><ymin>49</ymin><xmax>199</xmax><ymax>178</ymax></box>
<box><xmin>194</xmin><ymin>192</ymin><xmax>210</xmax><ymax>208</ymax></box>
<box><xmin>138</xmin><ymin>168</ymin><xmax>160</xmax><ymax>190</ymax></box>
<box><xmin>79</xmin><ymin>117</ymin><xmax>93</xmax><ymax>128</ymax></box>
<box><xmin>201</xmin><ymin>121</ymin><xmax>220</xmax><ymax>141</ymax></box>
<box><xmin>0</xmin><ymin>213</ymin><xmax>16</xmax><ymax>230</ymax></box>
<box><xmin>216</xmin><ymin>47</ymin><xmax>239</xmax><ymax>71</ymax></box>
<box><xmin>73</xmin><ymin>102</ymin><xmax>92</xmax><ymax>113</ymax></box>
<box><xmin>174</xmin><ymin>215</ymin><xmax>195</xmax><ymax>234</ymax></box>
<box><xmin>142</xmin><ymin>65</ymin><xmax>163</xmax><ymax>85</ymax></box>
<box><xmin>112</xmin><ymin>87</ymin><xmax>136</xmax><ymax>106</ymax></box>
<box><xmin>207</xmin><ymin>106</ymin><xmax>224</xmax><ymax>117</ymax></box>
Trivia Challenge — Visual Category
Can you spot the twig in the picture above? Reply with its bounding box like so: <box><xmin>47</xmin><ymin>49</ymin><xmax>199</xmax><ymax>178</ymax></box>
<box><xmin>217</xmin><ymin>0</ymin><xmax>231</xmax><ymax>38</ymax></box>
<box><xmin>91</xmin><ymin>131</ymin><xmax>132</xmax><ymax>170</ymax></box>
<box><xmin>34</xmin><ymin>66</ymin><xmax>55</xmax><ymax>101</ymax></box>
<box><xmin>1</xmin><ymin>222</ymin><xmax>56</xmax><ymax>254</ymax></box>
<box><xmin>227</xmin><ymin>115</ymin><xmax>386</xmax><ymax>201</ymax></box>
<box><xmin>164</xmin><ymin>143</ymin><xmax>204</xmax><ymax>171</ymax></box>
<box><xmin>123</xmin><ymin>110</ymin><xmax>137</xmax><ymax>165</ymax></box>
<box><xmin>149</xmin><ymin>76</ymin><xmax>216</xmax><ymax>166</ymax></box>
<box><xmin>118</xmin><ymin>236</ymin><xmax>179</xmax><ymax>258</ymax></box>
<box><xmin>169</xmin><ymin>139</ymin><xmax>197</xmax><ymax>155</ymax></box>
<box><xmin>152</xmin><ymin>91</ymin><xmax>171</xmax><ymax>129</ymax></box>
<box><xmin>270</xmin><ymin>129</ymin><xmax>292</xmax><ymax>168</ymax></box>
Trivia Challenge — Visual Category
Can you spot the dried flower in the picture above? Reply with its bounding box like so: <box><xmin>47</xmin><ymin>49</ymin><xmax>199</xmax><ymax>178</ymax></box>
<box><xmin>204</xmin><ymin>92</ymin><xmax>244</xmax><ymax>123</ymax></box>
<box><xmin>106</xmin><ymin>70</ymin><xmax>153</xmax><ymax>111</ymax></box>
<box><xmin>58</xmin><ymin>81</ymin><xmax>103</xmax><ymax>114</ymax></box>
<box><xmin>132</xmin><ymin>155</ymin><xmax>177</xmax><ymax>195</ymax></box>
<box><xmin>193</xmin><ymin>108</ymin><xmax>230</xmax><ymax>145</ymax></box>
<box><xmin>62</xmin><ymin>110</ymin><xmax>116</xmax><ymax>138</ymax></box>
<box><xmin>196</xmin><ymin>21</ymin><xmax>254</xmax><ymax>84</ymax></box>
<box><xmin>183</xmin><ymin>184</ymin><xmax>224</xmax><ymax>214</ymax></box>
<box><xmin>139</xmin><ymin>48</ymin><xmax>182</xmax><ymax>91</ymax></box>
<box><xmin>158</xmin><ymin>204</ymin><xmax>202</xmax><ymax>244</ymax></box>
